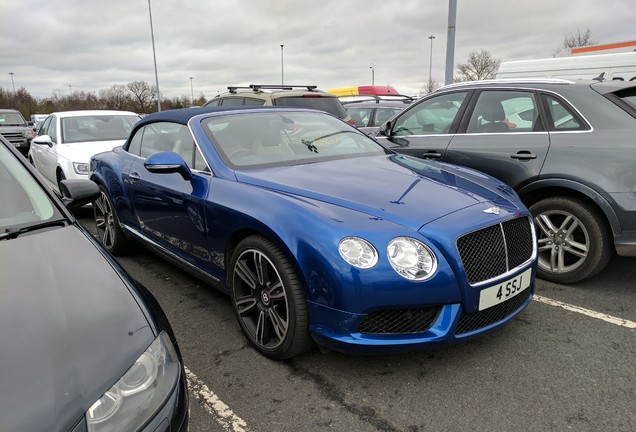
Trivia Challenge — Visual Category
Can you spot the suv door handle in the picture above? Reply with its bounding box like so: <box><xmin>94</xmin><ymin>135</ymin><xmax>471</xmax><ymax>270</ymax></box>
<box><xmin>422</xmin><ymin>151</ymin><xmax>442</xmax><ymax>159</ymax></box>
<box><xmin>510</xmin><ymin>151</ymin><xmax>537</xmax><ymax>161</ymax></box>
<box><xmin>129</xmin><ymin>172</ymin><xmax>140</xmax><ymax>181</ymax></box>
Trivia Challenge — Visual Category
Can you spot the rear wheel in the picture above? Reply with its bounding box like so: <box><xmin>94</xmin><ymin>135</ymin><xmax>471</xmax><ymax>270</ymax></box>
<box><xmin>529</xmin><ymin>196</ymin><xmax>611</xmax><ymax>284</ymax></box>
<box><xmin>94</xmin><ymin>186</ymin><xmax>128</xmax><ymax>255</ymax></box>
<box><xmin>229</xmin><ymin>236</ymin><xmax>313</xmax><ymax>360</ymax></box>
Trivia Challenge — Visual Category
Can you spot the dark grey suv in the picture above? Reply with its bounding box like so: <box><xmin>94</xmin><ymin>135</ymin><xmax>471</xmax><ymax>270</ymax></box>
<box><xmin>375</xmin><ymin>79</ymin><xmax>636</xmax><ymax>284</ymax></box>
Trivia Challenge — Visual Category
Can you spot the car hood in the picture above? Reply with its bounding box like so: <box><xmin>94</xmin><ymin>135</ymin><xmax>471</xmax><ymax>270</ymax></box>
<box><xmin>0</xmin><ymin>225</ymin><xmax>156</xmax><ymax>432</ymax></box>
<box><xmin>235</xmin><ymin>155</ymin><xmax>520</xmax><ymax>230</ymax></box>
<box><xmin>58</xmin><ymin>140</ymin><xmax>125</xmax><ymax>163</ymax></box>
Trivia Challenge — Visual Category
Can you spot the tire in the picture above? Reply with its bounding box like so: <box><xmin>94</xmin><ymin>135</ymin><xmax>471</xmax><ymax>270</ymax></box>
<box><xmin>529</xmin><ymin>196</ymin><xmax>611</xmax><ymax>284</ymax></box>
<box><xmin>229</xmin><ymin>236</ymin><xmax>313</xmax><ymax>360</ymax></box>
<box><xmin>56</xmin><ymin>169</ymin><xmax>66</xmax><ymax>194</ymax></box>
<box><xmin>94</xmin><ymin>186</ymin><xmax>129</xmax><ymax>255</ymax></box>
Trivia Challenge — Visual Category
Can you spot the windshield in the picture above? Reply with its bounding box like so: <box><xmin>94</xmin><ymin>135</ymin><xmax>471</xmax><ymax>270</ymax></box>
<box><xmin>273</xmin><ymin>96</ymin><xmax>349</xmax><ymax>119</ymax></box>
<box><xmin>0</xmin><ymin>112</ymin><xmax>27</xmax><ymax>126</ymax></box>
<box><xmin>61</xmin><ymin>115</ymin><xmax>140</xmax><ymax>144</ymax></box>
<box><xmin>0</xmin><ymin>143</ymin><xmax>63</xmax><ymax>233</ymax></box>
<box><xmin>204</xmin><ymin>111</ymin><xmax>388</xmax><ymax>169</ymax></box>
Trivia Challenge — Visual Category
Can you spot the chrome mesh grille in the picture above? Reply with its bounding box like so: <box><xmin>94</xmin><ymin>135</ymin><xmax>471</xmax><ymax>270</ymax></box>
<box><xmin>358</xmin><ymin>307</ymin><xmax>440</xmax><ymax>334</ymax></box>
<box><xmin>457</xmin><ymin>217</ymin><xmax>534</xmax><ymax>285</ymax></box>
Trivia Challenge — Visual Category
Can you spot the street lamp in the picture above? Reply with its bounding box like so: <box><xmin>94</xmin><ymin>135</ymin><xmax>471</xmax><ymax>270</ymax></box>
<box><xmin>148</xmin><ymin>0</ymin><xmax>161</xmax><ymax>111</ymax></box>
<box><xmin>280</xmin><ymin>44</ymin><xmax>284</xmax><ymax>86</ymax></box>
<box><xmin>9</xmin><ymin>72</ymin><xmax>15</xmax><ymax>93</ymax></box>
<box><xmin>370</xmin><ymin>63</ymin><xmax>375</xmax><ymax>86</ymax></box>
<box><xmin>189</xmin><ymin>76</ymin><xmax>194</xmax><ymax>105</ymax></box>
<box><xmin>428</xmin><ymin>35</ymin><xmax>436</xmax><ymax>84</ymax></box>
<box><xmin>68</xmin><ymin>84</ymin><xmax>72</xmax><ymax>94</ymax></box>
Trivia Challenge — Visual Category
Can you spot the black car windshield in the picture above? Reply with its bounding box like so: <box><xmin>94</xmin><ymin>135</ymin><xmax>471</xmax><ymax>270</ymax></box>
<box><xmin>203</xmin><ymin>111</ymin><xmax>388</xmax><ymax>169</ymax></box>
<box><xmin>61</xmin><ymin>115</ymin><xmax>140</xmax><ymax>144</ymax></box>
<box><xmin>0</xmin><ymin>143</ymin><xmax>63</xmax><ymax>234</ymax></box>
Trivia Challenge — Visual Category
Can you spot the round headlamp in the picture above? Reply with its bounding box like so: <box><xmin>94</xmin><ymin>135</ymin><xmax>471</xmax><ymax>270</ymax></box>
<box><xmin>338</xmin><ymin>237</ymin><xmax>378</xmax><ymax>269</ymax></box>
<box><xmin>387</xmin><ymin>237</ymin><xmax>437</xmax><ymax>280</ymax></box>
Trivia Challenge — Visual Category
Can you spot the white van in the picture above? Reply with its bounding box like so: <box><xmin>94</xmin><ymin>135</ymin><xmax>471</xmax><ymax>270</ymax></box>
<box><xmin>496</xmin><ymin>52</ymin><xmax>636</xmax><ymax>82</ymax></box>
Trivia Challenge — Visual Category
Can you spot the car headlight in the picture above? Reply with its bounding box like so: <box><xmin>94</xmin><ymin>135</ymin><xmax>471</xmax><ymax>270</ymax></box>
<box><xmin>86</xmin><ymin>331</ymin><xmax>180</xmax><ymax>432</ymax></box>
<box><xmin>73</xmin><ymin>162</ymin><xmax>90</xmax><ymax>175</ymax></box>
<box><xmin>338</xmin><ymin>237</ymin><xmax>378</xmax><ymax>268</ymax></box>
<box><xmin>387</xmin><ymin>237</ymin><xmax>437</xmax><ymax>280</ymax></box>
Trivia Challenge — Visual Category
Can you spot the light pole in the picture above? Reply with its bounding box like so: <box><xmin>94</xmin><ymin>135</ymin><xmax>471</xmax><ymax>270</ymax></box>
<box><xmin>189</xmin><ymin>77</ymin><xmax>194</xmax><ymax>105</ymax></box>
<box><xmin>280</xmin><ymin>44</ymin><xmax>284</xmax><ymax>86</ymax></box>
<box><xmin>428</xmin><ymin>35</ymin><xmax>436</xmax><ymax>84</ymax></box>
<box><xmin>148</xmin><ymin>0</ymin><xmax>161</xmax><ymax>111</ymax></box>
<box><xmin>370</xmin><ymin>63</ymin><xmax>375</xmax><ymax>86</ymax></box>
<box><xmin>9</xmin><ymin>72</ymin><xmax>15</xmax><ymax>93</ymax></box>
<box><xmin>68</xmin><ymin>84</ymin><xmax>72</xmax><ymax>94</ymax></box>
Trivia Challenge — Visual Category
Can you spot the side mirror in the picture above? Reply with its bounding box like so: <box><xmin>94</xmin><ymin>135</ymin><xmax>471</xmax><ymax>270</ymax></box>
<box><xmin>379</xmin><ymin>121</ymin><xmax>392</xmax><ymax>137</ymax></box>
<box><xmin>32</xmin><ymin>135</ymin><xmax>53</xmax><ymax>147</ymax></box>
<box><xmin>59</xmin><ymin>179</ymin><xmax>100</xmax><ymax>210</ymax></box>
<box><xmin>144</xmin><ymin>151</ymin><xmax>192</xmax><ymax>181</ymax></box>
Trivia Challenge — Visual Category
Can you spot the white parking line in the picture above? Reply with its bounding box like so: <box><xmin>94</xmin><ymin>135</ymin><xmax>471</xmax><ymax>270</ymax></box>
<box><xmin>185</xmin><ymin>366</ymin><xmax>250</xmax><ymax>432</ymax></box>
<box><xmin>534</xmin><ymin>295</ymin><xmax>636</xmax><ymax>329</ymax></box>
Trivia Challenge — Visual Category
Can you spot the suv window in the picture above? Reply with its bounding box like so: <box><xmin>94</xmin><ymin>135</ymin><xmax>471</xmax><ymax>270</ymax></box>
<box><xmin>467</xmin><ymin>90</ymin><xmax>538</xmax><ymax>133</ymax></box>
<box><xmin>244</xmin><ymin>97</ymin><xmax>266</xmax><ymax>106</ymax></box>
<box><xmin>542</xmin><ymin>94</ymin><xmax>584</xmax><ymax>130</ymax></box>
<box><xmin>393</xmin><ymin>91</ymin><xmax>467</xmax><ymax>136</ymax></box>
<box><xmin>0</xmin><ymin>111</ymin><xmax>26</xmax><ymax>126</ymax></box>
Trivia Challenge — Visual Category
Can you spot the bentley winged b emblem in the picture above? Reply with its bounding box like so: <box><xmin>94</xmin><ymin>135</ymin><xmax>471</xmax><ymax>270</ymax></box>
<box><xmin>483</xmin><ymin>206</ymin><xmax>501</xmax><ymax>215</ymax></box>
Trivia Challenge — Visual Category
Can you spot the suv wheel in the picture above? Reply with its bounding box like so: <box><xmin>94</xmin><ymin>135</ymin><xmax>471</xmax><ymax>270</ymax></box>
<box><xmin>529</xmin><ymin>196</ymin><xmax>611</xmax><ymax>284</ymax></box>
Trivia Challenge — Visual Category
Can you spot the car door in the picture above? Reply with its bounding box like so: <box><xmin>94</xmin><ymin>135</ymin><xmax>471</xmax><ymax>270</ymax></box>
<box><xmin>33</xmin><ymin>115</ymin><xmax>60</xmax><ymax>185</ymax></box>
<box><xmin>444</xmin><ymin>89</ymin><xmax>550</xmax><ymax>190</ymax></box>
<box><xmin>375</xmin><ymin>91</ymin><xmax>470</xmax><ymax>160</ymax></box>
<box><xmin>125</xmin><ymin>122</ymin><xmax>213</xmax><ymax>270</ymax></box>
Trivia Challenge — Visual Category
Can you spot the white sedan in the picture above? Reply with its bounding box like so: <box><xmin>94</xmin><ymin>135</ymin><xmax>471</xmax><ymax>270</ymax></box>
<box><xmin>29</xmin><ymin>110</ymin><xmax>140</xmax><ymax>193</ymax></box>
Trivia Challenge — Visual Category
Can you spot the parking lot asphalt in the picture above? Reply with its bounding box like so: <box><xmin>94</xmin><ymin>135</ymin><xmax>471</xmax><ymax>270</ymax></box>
<box><xmin>78</xmin><ymin>212</ymin><xmax>636</xmax><ymax>432</ymax></box>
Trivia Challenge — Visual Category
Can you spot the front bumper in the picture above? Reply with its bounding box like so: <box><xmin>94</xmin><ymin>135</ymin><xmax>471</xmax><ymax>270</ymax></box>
<box><xmin>308</xmin><ymin>279</ymin><xmax>534</xmax><ymax>355</ymax></box>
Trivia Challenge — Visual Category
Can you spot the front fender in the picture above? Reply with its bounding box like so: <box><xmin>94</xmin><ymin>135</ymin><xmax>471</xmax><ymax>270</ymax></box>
<box><xmin>518</xmin><ymin>178</ymin><xmax>620</xmax><ymax>234</ymax></box>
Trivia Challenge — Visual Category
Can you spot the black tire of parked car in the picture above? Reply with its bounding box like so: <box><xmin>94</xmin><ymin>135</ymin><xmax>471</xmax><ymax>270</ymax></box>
<box><xmin>94</xmin><ymin>186</ymin><xmax>129</xmax><ymax>256</ymax></box>
<box><xmin>56</xmin><ymin>169</ymin><xmax>66</xmax><ymax>193</ymax></box>
<box><xmin>529</xmin><ymin>196</ymin><xmax>612</xmax><ymax>284</ymax></box>
<box><xmin>229</xmin><ymin>235</ymin><xmax>313</xmax><ymax>360</ymax></box>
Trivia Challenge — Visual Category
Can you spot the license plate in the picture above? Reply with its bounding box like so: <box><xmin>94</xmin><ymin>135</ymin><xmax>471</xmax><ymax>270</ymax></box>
<box><xmin>478</xmin><ymin>268</ymin><xmax>532</xmax><ymax>311</ymax></box>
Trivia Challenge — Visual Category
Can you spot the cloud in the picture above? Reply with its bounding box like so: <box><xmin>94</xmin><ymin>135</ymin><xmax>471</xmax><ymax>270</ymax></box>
<box><xmin>1</xmin><ymin>0</ymin><xmax>634</xmax><ymax>101</ymax></box>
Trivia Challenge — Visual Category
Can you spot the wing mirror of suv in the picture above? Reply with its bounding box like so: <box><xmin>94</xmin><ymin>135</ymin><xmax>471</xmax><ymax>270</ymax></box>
<box><xmin>378</xmin><ymin>121</ymin><xmax>392</xmax><ymax>137</ymax></box>
<box><xmin>144</xmin><ymin>151</ymin><xmax>193</xmax><ymax>181</ymax></box>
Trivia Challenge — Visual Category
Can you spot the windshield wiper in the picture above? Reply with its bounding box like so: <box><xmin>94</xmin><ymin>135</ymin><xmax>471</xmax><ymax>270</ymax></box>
<box><xmin>300</xmin><ymin>130</ymin><xmax>361</xmax><ymax>153</ymax></box>
<box><xmin>0</xmin><ymin>219</ymin><xmax>68</xmax><ymax>240</ymax></box>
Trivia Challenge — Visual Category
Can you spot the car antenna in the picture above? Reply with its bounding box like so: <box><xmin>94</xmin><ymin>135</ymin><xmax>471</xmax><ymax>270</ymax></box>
<box><xmin>593</xmin><ymin>72</ymin><xmax>605</xmax><ymax>82</ymax></box>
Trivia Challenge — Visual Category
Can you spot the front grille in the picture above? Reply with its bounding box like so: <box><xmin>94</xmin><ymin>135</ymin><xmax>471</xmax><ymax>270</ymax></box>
<box><xmin>457</xmin><ymin>217</ymin><xmax>534</xmax><ymax>284</ymax></box>
<box><xmin>359</xmin><ymin>307</ymin><xmax>440</xmax><ymax>334</ymax></box>
<box><xmin>455</xmin><ymin>288</ymin><xmax>531</xmax><ymax>335</ymax></box>
<box><xmin>0</xmin><ymin>131</ymin><xmax>26</xmax><ymax>145</ymax></box>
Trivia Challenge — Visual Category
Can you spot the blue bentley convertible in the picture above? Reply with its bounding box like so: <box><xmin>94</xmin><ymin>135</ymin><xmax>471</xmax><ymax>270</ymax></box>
<box><xmin>90</xmin><ymin>106</ymin><xmax>537</xmax><ymax>360</ymax></box>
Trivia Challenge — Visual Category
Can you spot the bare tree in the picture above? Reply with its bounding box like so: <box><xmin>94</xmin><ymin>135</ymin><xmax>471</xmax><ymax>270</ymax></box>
<box><xmin>419</xmin><ymin>79</ymin><xmax>440</xmax><ymax>95</ymax></box>
<box><xmin>99</xmin><ymin>85</ymin><xmax>131</xmax><ymax>110</ymax></box>
<box><xmin>127</xmin><ymin>81</ymin><xmax>157</xmax><ymax>113</ymax></box>
<box><xmin>455</xmin><ymin>50</ymin><xmax>501</xmax><ymax>82</ymax></box>
<box><xmin>553</xmin><ymin>28</ymin><xmax>597</xmax><ymax>56</ymax></box>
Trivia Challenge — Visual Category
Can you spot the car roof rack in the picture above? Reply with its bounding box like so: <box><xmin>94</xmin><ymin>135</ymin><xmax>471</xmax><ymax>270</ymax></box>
<box><xmin>438</xmin><ymin>78</ymin><xmax>576</xmax><ymax>91</ymax></box>
<box><xmin>249</xmin><ymin>84</ymin><xmax>318</xmax><ymax>92</ymax></box>
<box><xmin>341</xmin><ymin>95</ymin><xmax>415</xmax><ymax>104</ymax></box>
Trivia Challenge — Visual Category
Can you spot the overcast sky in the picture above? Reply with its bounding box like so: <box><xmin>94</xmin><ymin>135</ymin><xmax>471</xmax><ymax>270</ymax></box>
<box><xmin>2</xmin><ymin>0</ymin><xmax>635</xmax><ymax>100</ymax></box>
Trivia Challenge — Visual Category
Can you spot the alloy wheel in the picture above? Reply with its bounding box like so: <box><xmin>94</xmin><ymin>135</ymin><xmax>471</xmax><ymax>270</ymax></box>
<box><xmin>232</xmin><ymin>249</ymin><xmax>289</xmax><ymax>350</ymax></box>
<box><xmin>94</xmin><ymin>191</ymin><xmax>117</xmax><ymax>250</ymax></box>
<box><xmin>534</xmin><ymin>210</ymin><xmax>590</xmax><ymax>275</ymax></box>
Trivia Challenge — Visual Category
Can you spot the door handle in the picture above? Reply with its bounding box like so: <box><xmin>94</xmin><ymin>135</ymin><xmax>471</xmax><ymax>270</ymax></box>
<box><xmin>129</xmin><ymin>172</ymin><xmax>140</xmax><ymax>181</ymax></box>
<box><xmin>422</xmin><ymin>151</ymin><xmax>442</xmax><ymax>159</ymax></box>
<box><xmin>510</xmin><ymin>151</ymin><xmax>537</xmax><ymax>161</ymax></box>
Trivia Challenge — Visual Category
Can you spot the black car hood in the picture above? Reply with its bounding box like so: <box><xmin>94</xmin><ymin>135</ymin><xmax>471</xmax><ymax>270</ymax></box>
<box><xmin>0</xmin><ymin>225</ymin><xmax>155</xmax><ymax>432</ymax></box>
